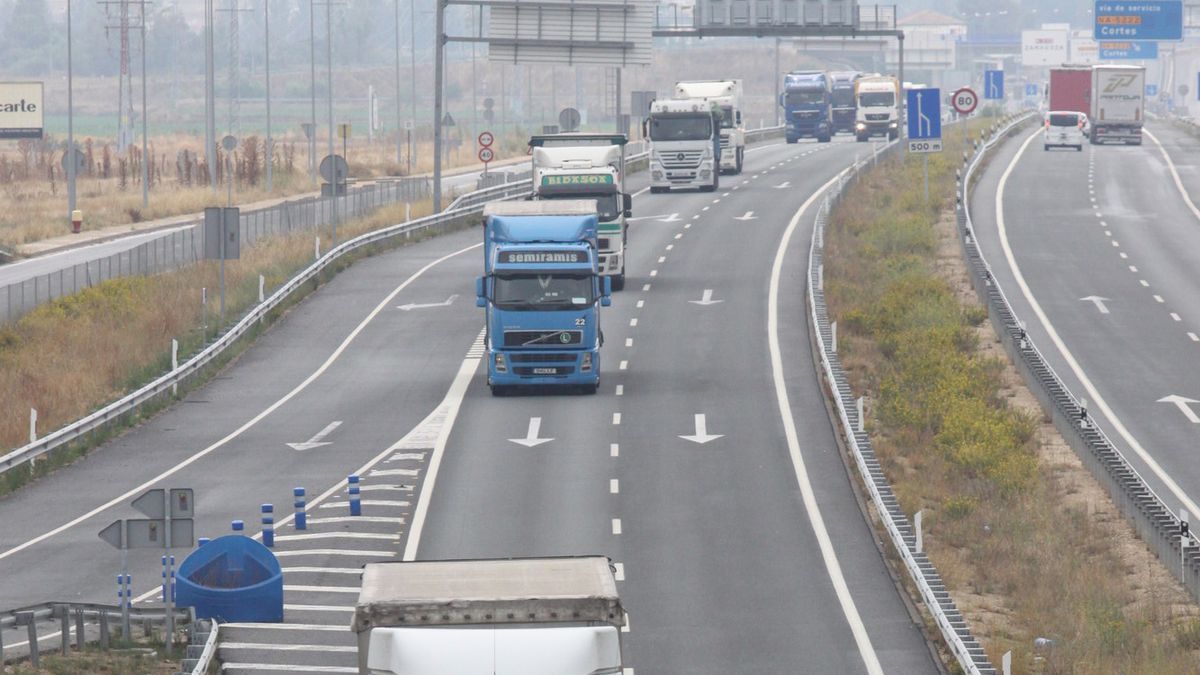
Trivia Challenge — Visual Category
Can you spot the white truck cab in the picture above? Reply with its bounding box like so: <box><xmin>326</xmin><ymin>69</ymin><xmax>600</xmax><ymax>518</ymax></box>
<box><xmin>355</xmin><ymin>557</ymin><xmax>626</xmax><ymax>675</ymax></box>
<box><xmin>854</xmin><ymin>76</ymin><xmax>900</xmax><ymax>142</ymax></box>
<box><xmin>673</xmin><ymin>80</ymin><xmax>745</xmax><ymax>174</ymax></box>
<box><xmin>646</xmin><ymin>98</ymin><xmax>722</xmax><ymax>193</ymax></box>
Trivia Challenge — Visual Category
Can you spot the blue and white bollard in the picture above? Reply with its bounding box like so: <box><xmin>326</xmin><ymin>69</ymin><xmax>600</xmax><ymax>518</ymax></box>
<box><xmin>198</xmin><ymin>537</ymin><xmax>210</xmax><ymax>547</ymax></box>
<box><xmin>348</xmin><ymin>475</ymin><xmax>362</xmax><ymax>516</ymax></box>
<box><xmin>161</xmin><ymin>555</ymin><xmax>176</xmax><ymax>602</ymax></box>
<box><xmin>116</xmin><ymin>574</ymin><xmax>131</xmax><ymax>608</ymax></box>
<box><xmin>261</xmin><ymin>504</ymin><xmax>275</xmax><ymax>547</ymax></box>
<box><xmin>294</xmin><ymin>487</ymin><xmax>307</xmax><ymax>530</ymax></box>
<box><xmin>232</xmin><ymin>519</ymin><xmax>244</xmax><ymax>533</ymax></box>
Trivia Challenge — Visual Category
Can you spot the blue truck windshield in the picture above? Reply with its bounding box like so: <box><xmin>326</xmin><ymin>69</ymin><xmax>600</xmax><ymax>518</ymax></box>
<box><xmin>832</xmin><ymin>88</ymin><xmax>856</xmax><ymax>106</ymax></box>
<box><xmin>860</xmin><ymin>92</ymin><xmax>895</xmax><ymax>107</ymax></box>
<box><xmin>785</xmin><ymin>91</ymin><xmax>825</xmax><ymax>106</ymax></box>
<box><xmin>649</xmin><ymin>116</ymin><xmax>712</xmax><ymax>141</ymax></box>
<box><xmin>494</xmin><ymin>273</ymin><xmax>594</xmax><ymax>310</ymax></box>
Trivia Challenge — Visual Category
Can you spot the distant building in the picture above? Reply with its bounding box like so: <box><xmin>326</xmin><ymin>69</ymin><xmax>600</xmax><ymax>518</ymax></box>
<box><xmin>887</xmin><ymin>10</ymin><xmax>968</xmax><ymax>88</ymax></box>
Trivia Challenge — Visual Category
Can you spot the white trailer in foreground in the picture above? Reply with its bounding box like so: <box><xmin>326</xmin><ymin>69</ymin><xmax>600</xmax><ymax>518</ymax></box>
<box><xmin>1090</xmin><ymin>64</ymin><xmax>1145</xmax><ymax>145</ymax></box>
<box><xmin>354</xmin><ymin>556</ymin><xmax>626</xmax><ymax>675</ymax></box>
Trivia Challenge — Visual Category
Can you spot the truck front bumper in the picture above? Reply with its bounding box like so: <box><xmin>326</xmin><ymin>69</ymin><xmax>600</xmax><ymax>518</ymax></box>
<box><xmin>489</xmin><ymin>349</ymin><xmax>600</xmax><ymax>386</ymax></box>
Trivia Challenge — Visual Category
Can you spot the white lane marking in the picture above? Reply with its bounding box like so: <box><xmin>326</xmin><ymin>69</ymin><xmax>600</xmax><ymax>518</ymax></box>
<box><xmin>997</xmin><ymin>127</ymin><xmax>1200</xmax><ymax>520</ymax></box>
<box><xmin>612</xmin><ymin>518</ymin><xmax>622</xmax><ymax>535</ymax></box>
<box><xmin>1129</xmin><ymin>266</ymin><xmax>1138</xmax><ymax>272</ymax></box>
<box><xmin>368</xmin><ymin>468</ymin><xmax>419</xmax><ymax>477</ymax></box>
<box><xmin>1145</xmin><ymin>128</ymin><xmax>1200</xmax><ymax>224</ymax></box>
<box><xmin>616</xmin><ymin>385</ymin><xmax>624</xmax><ymax>396</ymax></box>
<box><xmin>1105</xmin><ymin>231</ymin><xmax>1112</xmax><ymax>237</ymax></box>
<box><xmin>666</xmin><ymin>244</ymin><xmax>674</xmax><ymax>251</ymax></box>
<box><xmin>282</xmin><ymin>586</ymin><xmax>362</xmax><ymax>595</ymax></box>
<box><xmin>650</xmin><ymin>270</ymin><xmax>658</xmax><ymax>277</ymax></box>
<box><xmin>643</xmin><ymin>283</ymin><xmax>652</xmax><ymax>291</ymax></box>
<box><xmin>619</xmin><ymin>360</ymin><xmax>629</xmax><ymax>370</ymax></box>
<box><xmin>769</xmin><ymin>167</ymin><xmax>882</xmax><ymax>674</ymax></box>
<box><xmin>1189</xmin><ymin>333</ymin><xmax>1199</xmax><ymax>342</ymax></box>
<box><xmin>1140</xmin><ymin>280</ymin><xmax>1150</xmax><ymax>287</ymax></box>
<box><xmin>287</xmin><ymin>420</ymin><xmax>343</xmax><ymax>451</ymax></box>
<box><xmin>217</xmin><ymin>665</ymin><xmax>355</xmax><ymax>673</ymax></box>
<box><xmin>722</xmin><ymin>192</ymin><xmax>730</xmax><ymax>197</ymax></box>
<box><xmin>0</xmin><ymin>242</ymin><xmax>482</xmax><ymax>565</ymax></box>
<box><xmin>629</xmin><ymin>318</ymin><xmax>638</xmax><ymax>326</ymax></box>
<box><xmin>1100</xmin><ymin>220</ymin><xmax>1107</xmax><ymax>227</ymax></box>
<box><xmin>610</xmin><ymin>443</ymin><xmax>619</xmax><ymax>457</ymax></box>
<box><xmin>612</xmin><ymin>413</ymin><xmax>621</xmax><ymax>425</ymax></box>
<box><xmin>1171</xmin><ymin>313</ymin><xmax>1182</xmax><ymax>322</ymax></box>
<box><xmin>675</xmin><ymin>232</ymin><xmax>684</xmax><ymax>238</ymax></box>
<box><xmin>636</xmin><ymin>300</ymin><xmax>645</xmax><ymax>308</ymax></box>
<box><xmin>283</xmin><ymin>604</ymin><xmax>355</xmax><ymax>612</ymax></box>
<box><xmin>658</xmin><ymin>256</ymin><xmax>667</xmax><ymax>263</ymax></box>
<box><xmin>610</xmin><ymin>479</ymin><xmax>620</xmax><ymax>494</ymax></box>
<box><xmin>282</xmin><ymin>567</ymin><xmax>365</xmax><ymax>575</ymax></box>
<box><xmin>274</xmin><ymin>532</ymin><xmax>398</xmax><ymax>542</ymax></box>
<box><xmin>509</xmin><ymin>416</ymin><xmax>554</xmax><ymax>448</ymax></box>
<box><xmin>702</xmin><ymin>206</ymin><xmax>710</xmax><ymax>211</ymax></box>
<box><xmin>691</xmin><ymin>214</ymin><xmax>700</xmax><ymax>220</ymax></box>
<box><xmin>223</xmin><ymin>622</ymin><xmax>348</xmax><ymax>630</ymax></box>
<box><xmin>222</xmin><ymin>643</ymin><xmax>357</xmax><ymax>652</ymax></box>
<box><xmin>356</xmin><ymin>484</ymin><xmax>411</xmax><ymax>493</ymax></box>
<box><xmin>403</xmin><ymin>340</ymin><xmax>483</xmax><ymax>560</ymax></box>
<box><xmin>298</xmin><ymin>516</ymin><xmax>405</xmax><ymax>525</ymax></box>
<box><xmin>318</xmin><ymin>499</ymin><xmax>409</xmax><ymax>508</ymax></box>
<box><xmin>625</xmin><ymin>338</ymin><xmax>633</xmax><ymax>347</ymax></box>
<box><xmin>1154</xmin><ymin>295</ymin><xmax>1165</xmax><ymax>303</ymax></box>
<box><xmin>273</xmin><ymin>549</ymin><xmax>388</xmax><ymax>557</ymax></box>
<box><xmin>683</xmin><ymin>224</ymin><xmax>691</xmax><ymax>230</ymax></box>
<box><xmin>1119</xmin><ymin>252</ymin><xmax>1128</xmax><ymax>259</ymax></box>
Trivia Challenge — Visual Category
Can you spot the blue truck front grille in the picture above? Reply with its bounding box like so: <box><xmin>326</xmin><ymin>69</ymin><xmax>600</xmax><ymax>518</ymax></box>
<box><xmin>503</xmin><ymin>330</ymin><xmax>583</xmax><ymax>347</ymax></box>
<box><xmin>510</xmin><ymin>353</ymin><xmax>576</xmax><ymax>363</ymax></box>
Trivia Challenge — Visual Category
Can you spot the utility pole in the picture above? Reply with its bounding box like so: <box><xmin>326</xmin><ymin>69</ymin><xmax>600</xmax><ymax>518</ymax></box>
<box><xmin>774</xmin><ymin>38</ymin><xmax>781</xmax><ymax>127</ymax></box>
<box><xmin>394</xmin><ymin>0</ymin><xmax>403</xmax><ymax>165</ymax></box>
<box><xmin>265</xmin><ymin>0</ymin><xmax>273</xmax><ymax>192</ymax></box>
<box><xmin>409</xmin><ymin>0</ymin><xmax>416</xmax><ymax>172</ymax></box>
<box><xmin>138</xmin><ymin>0</ymin><xmax>148</xmax><ymax>208</ymax></box>
<box><xmin>67</xmin><ymin>0</ymin><xmax>77</xmax><ymax>227</ymax></box>
<box><xmin>315</xmin><ymin>0</ymin><xmax>342</xmax><ymax>241</ymax></box>
<box><xmin>433</xmin><ymin>0</ymin><xmax>445</xmax><ymax>210</ymax></box>
<box><xmin>205</xmin><ymin>0</ymin><xmax>217</xmax><ymax>190</ymax></box>
<box><xmin>309</xmin><ymin>0</ymin><xmax>317</xmax><ymax>183</ymax></box>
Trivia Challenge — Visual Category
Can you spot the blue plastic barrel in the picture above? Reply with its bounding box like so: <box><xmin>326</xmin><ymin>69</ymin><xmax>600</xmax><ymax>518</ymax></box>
<box><xmin>175</xmin><ymin>534</ymin><xmax>283</xmax><ymax>622</ymax></box>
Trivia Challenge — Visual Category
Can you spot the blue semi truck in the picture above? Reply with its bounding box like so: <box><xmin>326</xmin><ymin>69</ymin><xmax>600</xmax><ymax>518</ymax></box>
<box><xmin>476</xmin><ymin>200</ymin><xmax>611</xmax><ymax>395</ymax></box>
<box><xmin>781</xmin><ymin>71</ymin><xmax>833</xmax><ymax>143</ymax></box>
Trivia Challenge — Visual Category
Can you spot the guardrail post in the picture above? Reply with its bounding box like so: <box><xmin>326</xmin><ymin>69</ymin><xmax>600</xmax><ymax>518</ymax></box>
<box><xmin>0</xmin><ymin>615</ymin><xmax>5</xmax><ymax>661</ymax></box>
<box><xmin>171</xmin><ymin>339</ymin><xmax>179</xmax><ymax>397</ymax></box>
<box><xmin>1079</xmin><ymin>398</ymin><xmax>1089</xmax><ymax>430</ymax></box>
<box><xmin>261</xmin><ymin>504</ymin><xmax>275</xmax><ymax>547</ymax></box>
<box><xmin>258</xmin><ymin>275</ymin><xmax>265</xmax><ymax>304</ymax></box>
<box><xmin>16</xmin><ymin>611</ymin><xmax>37</xmax><ymax>667</ymax></box>
<box><xmin>830</xmin><ymin>321</ymin><xmax>837</xmax><ymax>353</ymax></box>
<box><xmin>294</xmin><ymin>487</ymin><xmax>307</xmax><ymax>530</ymax></box>
<box><xmin>99</xmin><ymin>608</ymin><xmax>110</xmax><ymax>649</ymax></box>
<box><xmin>856</xmin><ymin>397</ymin><xmax>865</xmax><ymax>433</ymax></box>
<box><xmin>405</xmin><ymin>202</ymin><xmax>411</xmax><ymax>222</ymax></box>
<box><xmin>56</xmin><ymin>604</ymin><xmax>68</xmax><ymax>656</ymax></box>
<box><xmin>1002</xmin><ymin>650</ymin><xmax>1012</xmax><ymax>675</ymax></box>
<box><xmin>29</xmin><ymin>408</ymin><xmax>37</xmax><ymax>444</ymax></box>
<box><xmin>74</xmin><ymin>607</ymin><xmax>84</xmax><ymax>652</ymax></box>
<box><xmin>914</xmin><ymin>510</ymin><xmax>924</xmax><ymax>553</ymax></box>
<box><xmin>348</xmin><ymin>475</ymin><xmax>362</xmax><ymax>516</ymax></box>
<box><xmin>1182</xmin><ymin>510</ymin><xmax>1191</xmax><ymax>584</ymax></box>
<box><xmin>315</xmin><ymin>236</ymin><xmax>321</xmax><ymax>261</ymax></box>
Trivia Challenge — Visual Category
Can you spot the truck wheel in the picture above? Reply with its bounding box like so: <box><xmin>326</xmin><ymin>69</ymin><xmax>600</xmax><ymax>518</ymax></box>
<box><xmin>819</xmin><ymin>134</ymin><xmax>831</xmax><ymax>143</ymax></box>
<box><xmin>1076</xmin><ymin>145</ymin><xmax>1083</xmax><ymax>152</ymax></box>
<box><xmin>888</xmin><ymin>129</ymin><xmax>898</xmax><ymax>141</ymax></box>
<box><xmin>650</xmin><ymin>186</ymin><xmax>667</xmax><ymax>194</ymax></box>
<box><xmin>580</xmin><ymin>383</ymin><xmax>599</xmax><ymax>395</ymax></box>
<box><xmin>611</xmin><ymin>273</ymin><xmax>625</xmax><ymax>291</ymax></box>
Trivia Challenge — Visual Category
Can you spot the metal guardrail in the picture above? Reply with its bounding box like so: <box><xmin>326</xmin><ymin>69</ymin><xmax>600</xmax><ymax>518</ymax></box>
<box><xmin>0</xmin><ymin>126</ymin><xmax>782</xmax><ymax>478</ymax></box>
<box><xmin>957</xmin><ymin>114</ymin><xmax>1200</xmax><ymax>599</ymax></box>
<box><xmin>184</xmin><ymin>620</ymin><xmax>218</xmax><ymax>675</ymax></box>
<box><xmin>807</xmin><ymin>140</ymin><xmax>998</xmax><ymax>675</ymax></box>
<box><xmin>0</xmin><ymin>601</ymin><xmax>193</xmax><ymax>665</ymax></box>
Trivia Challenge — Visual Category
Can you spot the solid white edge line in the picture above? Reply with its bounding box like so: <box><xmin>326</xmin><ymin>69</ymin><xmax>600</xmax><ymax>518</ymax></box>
<box><xmin>0</xmin><ymin>241</ymin><xmax>482</xmax><ymax>565</ymax></box>
<box><xmin>1145</xmin><ymin>128</ymin><xmax>1200</xmax><ymax>223</ymax></box>
<box><xmin>996</xmin><ymin>127</ymin><xmax>1200</xmax><ymax>519</ymax></box>
<box><xmin>769</xmin><ymin>168</ymin><xmax>882</xmax><ymax>675</ymax></box>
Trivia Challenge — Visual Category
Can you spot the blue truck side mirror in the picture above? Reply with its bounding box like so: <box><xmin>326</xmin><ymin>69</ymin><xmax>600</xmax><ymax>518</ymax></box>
<box><xmin>475</xmin><ymin>276</ymin><xmax>486</xmax><ymax>307</ymax></box>
<box><xmin>601</xmin><ymin>277</ymin><xmax>612</xmax><ymax>307</ymax></box>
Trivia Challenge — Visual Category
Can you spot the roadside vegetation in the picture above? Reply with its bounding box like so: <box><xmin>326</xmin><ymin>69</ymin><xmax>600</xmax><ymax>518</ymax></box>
<box><xmin>0</xmin><ymin>196</ymin><xmax>440</xmax><ymax>497</ymax></box>
<box><xmin>824</xmin><ymin>121</ymin><xmax>1200</xmax><ymax>672</ymax></box>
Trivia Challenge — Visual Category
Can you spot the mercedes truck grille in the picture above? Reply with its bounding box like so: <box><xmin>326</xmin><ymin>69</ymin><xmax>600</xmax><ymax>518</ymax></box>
<box><xmin>656</xmin><ymin>150</ymin><xmax>703</xmax><ymax>170</ymax></box>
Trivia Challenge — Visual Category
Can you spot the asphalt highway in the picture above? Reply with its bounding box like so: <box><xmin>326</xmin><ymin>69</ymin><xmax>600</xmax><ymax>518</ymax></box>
<box><xmin>0</xmin><ymin>136</ymin><xmax>937</xmax><ymax>672</ymax></box>
<box><xmin>969</xmin><ymin>120</ymin><xmax>1200</xmax><ymax>532</ymax></box>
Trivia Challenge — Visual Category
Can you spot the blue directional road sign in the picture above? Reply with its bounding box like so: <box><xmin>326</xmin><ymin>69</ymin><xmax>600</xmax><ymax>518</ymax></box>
<box><xmin>1147</xmin><ymin>84</ymin><xmax>1159</xmax><ymax>97</ymax></box>
<box><xmin>1025</xmin><ymin>83</ymin><xmax>1039</xmax><ymax>97</ymax></box>
<box><xmin>984</xmin><ymin>70</ymin><xmax>1005</xmax><ymax>100</ymax></box>
<box><xmin>906</xmin><ymin>88</ymin><xmax>942</xmax><ymax>153</ymax></box>
<box><xmin>1100</xmin><ymin>40</ymin><xmax>1160</xmax><ymax>59</ymax></box>
<box><xmin>1095</xmin><ymin>1</ymin><xmax>1182</xmax><ymax>41</ymax></box>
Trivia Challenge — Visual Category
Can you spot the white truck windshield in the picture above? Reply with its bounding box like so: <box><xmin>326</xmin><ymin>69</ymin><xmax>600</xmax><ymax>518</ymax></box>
<box><xmin>542</xmin><ymin>193</ymin><xmax>619</xmax><ymax>221</ymax></box>
<box><xmin>494</xmin><ymin>273</ymin><xmax>594</xmax><ymax>310</ymax></box>
<box><xmin>859</xmin><ymin>92</ymin><xmax>895</xmax><ymax>107</ymax></box>
<box><xmin>649</xmin><ymin>116</ymin><xmax>712</xmax><ymax>141</ymax></box>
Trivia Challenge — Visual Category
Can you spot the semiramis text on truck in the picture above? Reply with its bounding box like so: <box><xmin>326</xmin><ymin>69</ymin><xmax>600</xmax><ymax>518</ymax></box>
<box><xmin>476</xmin><ymin>200</ymin><xmax>612</xmax><ymax>395</ymax></box>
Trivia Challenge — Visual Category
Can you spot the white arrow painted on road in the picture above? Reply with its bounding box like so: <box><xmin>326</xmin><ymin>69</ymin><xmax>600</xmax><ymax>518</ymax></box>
<box><xmin>398</xmin><ymin>294</ymin><xmax>459</xmax><ymax>311</ymax></box>
<box><xmin>509</xmin><ymin>417</ymin><xmax>554</xmax><ymax>447</ymax></box>
<box><xmin>688</xmin><ymin>289</ymin><xmax>723</xmax><ymax>306</ymax></box>
<box><xmin>656</xmin><ymin>213</ymin><xmax>681</xmax><ymax>223</ymax></box>
<box><xmin>773</xmin><ymin>181</ymin><xmax>792</xmax><ymax>189</ymax></box>
<box><xmin>627</xmin><ymin>214</ymin><xmax>672</xmax><ymax>222</ymax></box>
<box><xmin>287</xmin><ymin>421</ymin><xmax>343</xmax><ymax>451</ymax></box>
<box><xmin>734</xmin><ymin>211</ymin><xmax>757</xmax><ymax>221</ymax></box>
<box><xmin>679</xmin><ymin>414</ymin><xmax>723</xmax><ymax>444</ymax></box>
<box><xmin>1158</xmin><ymin>395</ymin><xmax>1200</xmax><ymax>424</ymax></box>
<box><xmin>1079</xmin><ymin>296</ymin><xmax>1111</xmax><ymax>315</ymax></box>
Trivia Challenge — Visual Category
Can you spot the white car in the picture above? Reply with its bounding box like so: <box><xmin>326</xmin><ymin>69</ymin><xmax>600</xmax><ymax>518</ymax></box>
<box><xmin>1044</xmin><ymin>111</ymin><xmax>1086</xmax><ymax>151</ymax></box>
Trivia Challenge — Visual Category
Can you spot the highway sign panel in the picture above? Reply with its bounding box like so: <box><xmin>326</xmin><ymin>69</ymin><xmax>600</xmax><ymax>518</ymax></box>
<box><xmin>478</xmin><ymin>147</ymin><xmax>495</xmax><ymax>163</ymax></box>
<box><xmin>1096</xmin><ymin>0</ymin><xmax>1182</xmax><ymax>41</ymax></box>
<box><xmin>1147</xmin><ymin>84</ymin><xmax>1159</xmax><ymax>97</ymax></box>
<box><xmin>319</xmin><ymin>154</ymin><xmax>349</xmax><ymax>184</ymax></box>
<box><xmin>984</xmin><ymin>71</ymin><xmax>1005</xmax><ymax>99</ymax></box>
<box><xmin>951</xmin><ymin>87</ymin><xmax>978</xmax><ymax>114</ymax></box>
<box><xmin>1100</xmin><ymin>40</ymin><xmax>1160</xmax><ymax>58</ymax></box>
<box><xmin>1026</xmin><ymin>83</ymin><xmax>1039</xmax><ymax>97</ymax></box>
<box><xmin>0</xmin><ymin>82</ymin><xmax>43</xmax><ymax>139</ymax></box>
<box><xmin>559</xmin><ymin>107</ymin><xmax>581</xmax><ymax>132</ymax></box>
<box><xmin>478</xmin><ymin>131</ymin><xmax>494</xmax><ymax>147</ymax></box>
<box><xmin>906</xmin><ymin>88</ymin><xmax>942</xmax><ymax>153</ymax></box>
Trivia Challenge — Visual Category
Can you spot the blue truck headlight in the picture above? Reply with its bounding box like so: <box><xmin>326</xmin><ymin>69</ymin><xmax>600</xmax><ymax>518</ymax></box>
<box><xmin>495</xmin><ymin>353</ymin><xmax>507</xmax><ymax>373</ymax></box>
<box><xmin>580</xmin><ymin>352</ymin><xmax>592</xmax><ymax>372</ymax></box>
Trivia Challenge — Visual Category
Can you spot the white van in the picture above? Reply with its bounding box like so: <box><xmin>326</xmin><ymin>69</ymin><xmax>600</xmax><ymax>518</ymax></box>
<box><xmin>1044</xmin><ymin>111</ymin><xmax>1086</xmax><ymax>151</ymax></box>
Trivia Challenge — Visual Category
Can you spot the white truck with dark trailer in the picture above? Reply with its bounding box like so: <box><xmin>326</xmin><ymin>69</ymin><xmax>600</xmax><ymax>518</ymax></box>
<box><xmin>354</xmin><ymin>556</ymin><xmax>626</xmax><ymax>674</ymax></box>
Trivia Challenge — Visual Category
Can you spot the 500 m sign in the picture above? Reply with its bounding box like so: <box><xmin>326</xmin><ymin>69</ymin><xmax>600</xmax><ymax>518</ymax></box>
<box><xmin>0</xmin><ymin>82</ymin><xmax>43</xmax><ymax>140</ymax></box>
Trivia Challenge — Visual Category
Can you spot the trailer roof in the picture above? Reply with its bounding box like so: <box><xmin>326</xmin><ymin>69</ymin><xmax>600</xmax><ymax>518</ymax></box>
<box><xmin>529</xmin><ymin>133</ymin><xmax>628</xmax><ymax>147</ymax></box>
<box><xmin>483</xmin><ymin>200</ymin><xmax>597</xmax><ymax>217</ymax></box>
<box><xmin>353</xmin><ymin>556</ymin><xmax>624</xmax><ymax>632</ymax></box>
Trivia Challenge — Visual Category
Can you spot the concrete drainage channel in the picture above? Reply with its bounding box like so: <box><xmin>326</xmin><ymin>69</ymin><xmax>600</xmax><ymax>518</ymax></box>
<box><xmin>0</xmin><ymin>127</ymin><xmax>783</xmax><ymax>672</ymax></box>
<box><xmin>807</xmin><ymin>139</ymin><xmax>1000</xmax><ymax>674</ymax></box>
<box><xmin>957</xmin><ymin>117</ymin><xmax>1200</xmax><ymax>599</ymax></box>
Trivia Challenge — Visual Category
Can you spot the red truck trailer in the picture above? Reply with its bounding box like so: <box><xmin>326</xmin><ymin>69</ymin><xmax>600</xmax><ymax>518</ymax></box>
<box><xmin>1048</xmin><ymin>66</ymin><xmax>1092</xmax><ymax>117</ymax></box>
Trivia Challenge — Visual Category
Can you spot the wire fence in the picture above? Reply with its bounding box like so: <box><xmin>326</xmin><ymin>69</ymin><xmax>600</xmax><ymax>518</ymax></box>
<box><xmin>0</xmin><ymin>177</ymin><xmax>432</xmax><ymax>326</ymax></box>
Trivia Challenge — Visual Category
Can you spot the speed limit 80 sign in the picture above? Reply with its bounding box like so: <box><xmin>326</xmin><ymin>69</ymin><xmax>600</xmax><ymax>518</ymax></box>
<box><xmin>951</xmin><ymin>87</ymin><xmax>978</xmax><ymax>115</ymax></box>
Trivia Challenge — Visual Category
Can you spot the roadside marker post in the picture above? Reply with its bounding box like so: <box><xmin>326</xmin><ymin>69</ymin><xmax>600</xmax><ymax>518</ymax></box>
<box><xmin>294</xmin><ymin>487</ymin><xmax>308</xmax><ymax>530</ymax></box>
<box><xmin>261</xmin><ymin>504</ymin><xmax>275</xmax><ymax>547</ymax></box>
<box><xmin>348</xmin><ymin>475</ymin><xmax>362</xmax><ymax>516</ymax></box>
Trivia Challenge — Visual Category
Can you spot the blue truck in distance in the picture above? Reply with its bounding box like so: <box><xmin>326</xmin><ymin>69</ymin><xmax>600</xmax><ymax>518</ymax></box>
<box><xmin>781</xmin><ymin>71</ymin><xmax>833</xmax><ymax>143</ymax></box>
<box><xmin>830</xmin><ymin>71</ymin><xmax>863</xmax><ymax>134</ymax></box>
<box><xmin>476</xmin><ymin>200</ymin><xmax>611</xmax><ymax>395</ymax></box>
